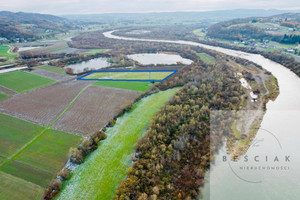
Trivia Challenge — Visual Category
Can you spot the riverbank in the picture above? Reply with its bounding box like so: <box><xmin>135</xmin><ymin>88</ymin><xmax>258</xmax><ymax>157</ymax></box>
<box><xmin>56</xmin><ymin>88</ymin><xmax>179</xmax><ymax>200</ymax></box>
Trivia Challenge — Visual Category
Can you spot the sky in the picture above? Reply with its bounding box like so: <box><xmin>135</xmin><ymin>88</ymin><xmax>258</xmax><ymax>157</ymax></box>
<box><xmin>0</xmin><ymin>0</ymin><xmax>299</xmax><ymax>15</ymax></box>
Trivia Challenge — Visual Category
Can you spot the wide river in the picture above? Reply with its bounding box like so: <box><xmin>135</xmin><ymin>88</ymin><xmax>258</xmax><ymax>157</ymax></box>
<box><xmin>104</xmin><ymin>31</ymin><xmax>300</xmax><ymax>200</ymax></box>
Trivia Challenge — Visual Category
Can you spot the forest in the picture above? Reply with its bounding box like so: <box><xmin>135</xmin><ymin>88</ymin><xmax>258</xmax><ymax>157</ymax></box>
<box><xmin>114</xmin><ymin>58</ymin><xmax>244</xmax><ymax>199</ymax></box>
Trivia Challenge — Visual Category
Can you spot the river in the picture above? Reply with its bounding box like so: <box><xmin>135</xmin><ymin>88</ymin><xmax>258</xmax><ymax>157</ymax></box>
<box><xmin>104</xmin><ymin>31</ymin><xmax>300</xmax><ymax>200</ymax></box>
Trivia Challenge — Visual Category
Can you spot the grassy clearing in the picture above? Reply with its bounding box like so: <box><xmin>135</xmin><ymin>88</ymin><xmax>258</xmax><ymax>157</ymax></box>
<box><xmin>57</xmin><ymin>88</ymin><xmax>180</xmax><ymax>200</ymax></box>
<box><xmin>197</xmin><ymin>53</ymin><xmax>216</xmax><ymax>65</ymax></box>
<box><xmin>0</xmin><ymin>70</ymin><xmax>55</xmax><ymax>93</ymax></box>
<box><xmin>15</xmin><ymin>129</ymin><xmax>81</xmax><ymax>174</ymax></box>
<box><xmin>93</xmin><ymin>81</ymin><xmax>152</xmax><ymax>92</ymax></box>
<box><xmin>0</xmin><ymin>45</ymin><xmax>15</xmax><ymax>60</ymax></box>
<box><xmin>0</xmin><ymin>113</ymin><xmax>43</xmax><ymax>158</ymax></box>
<box><xmin>0</xmin><ymin>91</ymin><xmax>10</xmax><ymax>101</ymax></box>
<box><xmin>83</xmin><ymin>49</ymin><xmax>109</xmax><ymax>55</ymax></box>
<box><xmin>0</xmin><ymin>171</ymin><xmax>44</xmax><ymax>200</ymax></box>
<box><xmin>36</xmin><ymin>65</ymin><xmax>67</xmax><ymax>75</ymax></box>
<box><xmin>84</xmin><ymin>71</ymin><xmax>174</xmax><ymax>81</ymax></box>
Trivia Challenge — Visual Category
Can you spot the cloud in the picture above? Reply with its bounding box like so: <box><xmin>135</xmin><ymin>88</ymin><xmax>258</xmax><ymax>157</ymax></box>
<box><xmin>0</xmin><ymin>0</ymin><xmax>299</xmax><ymax>15</ymax></box>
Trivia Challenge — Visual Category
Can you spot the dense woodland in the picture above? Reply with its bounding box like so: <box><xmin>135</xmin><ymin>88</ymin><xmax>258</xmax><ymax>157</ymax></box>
<box><xmin>114</xmin><ymin>59</ymin><xmax>243</xmax><ymax>199</ymax></box>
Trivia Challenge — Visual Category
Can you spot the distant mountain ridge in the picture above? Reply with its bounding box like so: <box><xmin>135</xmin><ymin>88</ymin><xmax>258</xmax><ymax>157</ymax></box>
<box><xmin>0</xmin><ymin>11</ymin><xmax>74</xmax><ymax>42</ymax></box>
<box><xmin>62</xmin><ymin>9</ymin><xmax>300</xmax><ymax>25</ymax></box>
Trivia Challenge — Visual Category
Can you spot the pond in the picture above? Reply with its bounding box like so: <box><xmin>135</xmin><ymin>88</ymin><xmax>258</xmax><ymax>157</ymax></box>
<box><xmin>64</xmin><ymin>57</ymin><xmax>111</xmax><ymax>74</ymax></box>
<box><xmin>127</xmin><ymin>53</ymin><xmax>193</xmax><ymax>65</ymax></box>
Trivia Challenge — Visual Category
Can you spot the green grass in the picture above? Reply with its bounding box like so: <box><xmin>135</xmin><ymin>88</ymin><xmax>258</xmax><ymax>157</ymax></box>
<box><xmin>84</xmin><ymin>71</ymin><xmax>174</xmax><ymax>81</ymax></box>
<box><xmin>1</xmin><ymin>160</ymin><xmax>53</xmax><ymax>187</ymax></box>
<box><xmin>0</xmin><ymin>70</ymin><xmax>55</xmax><ymax>93</ymax></box>
<box><xmin>57</xmin><ymin>88</ymin><xmax>180</xmax><ymax>200</ymax></box>
<box><xmin>0</xmin><ymin>171</ymin><xmax>44</xmax><ymax>200</ymax></box>
<box><xmin>0</xmin><ymin>113</ymin><xmax>44</xmax><ymax>158</ymax></box>
<box><xmin>93</xmin><ymin>81</ymin><xmax>152</xmax><ymax>92</ymax></box>
<box><xmin>197</xmin><ymin>53</ymin><xmax>216</xmax><ymax>65</ymax></box>
<box><xmin>0</xmin><ymin>45</ymin><xmax>15</xmax><ymax>60</ymax></box>
<box><xmin>83</xmin><ymin>49</ymin><xmax>109</xmax><ymax>55</ymax></box>
<box><xmin>0</xmin><ymin>91</ymin><xmax>10</xmax><ymax>101</ymax></box>
<box><xmin>36</xmin><ymin>65</ymin><xmax>67</xmax><ymax>75</ymax></box>
<box><xmin>15</xmin><ymin>129</ymin><xmax>81</xmax><ymax>174</ymax></box>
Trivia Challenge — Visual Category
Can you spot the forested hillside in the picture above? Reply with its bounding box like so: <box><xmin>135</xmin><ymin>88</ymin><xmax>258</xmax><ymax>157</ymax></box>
<box><xmin>0</xmin><ymin>11</ymin><xmax>74</xmax><ymax>41</ymax></box>
<box><xmin>207</xmin><ymin>13</ymin><xmax>300</xmax><ymax>44</ymax></box>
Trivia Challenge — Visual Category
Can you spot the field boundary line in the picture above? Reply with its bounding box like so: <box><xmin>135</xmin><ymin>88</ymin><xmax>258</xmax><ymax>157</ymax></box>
<box><xmin>49</xmin><ymin>84</ymin><xmax>90</xmax><ymax>126</ymax></box>
<box><xmin>0</xmin><ymin>84</ymin><xmax>90</xmax><ymax>167</ymax></box>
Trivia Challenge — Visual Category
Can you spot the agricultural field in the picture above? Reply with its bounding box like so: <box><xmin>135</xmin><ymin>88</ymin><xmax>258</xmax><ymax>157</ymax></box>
<box><xmin>0</xmin><ymin>91</ymin><xmax>10</xmax><ymax>101</ymax></box>
<box><xmin>31</xmin><ymin>68</ymin><xmax>73</xmax><ymax>82</ymax></box>
<box><xmin>0</xmin><ymin>113</ymin><xmax>43</xmax><ymax>159</ymax></box>
<box><xmin>0</xmin><ymin>45</ymin><xmax>15</xmax><ymax>61</ymax></box>
<box><xmin>57</xmin><ymin>88</ymin><xmax>179</xmax><ymax>200</ymax></box>
<box><xmin>0</xmin><ymin>71</ymin><xmax>55</xmax><ymax>93</ymax></box>
<box><xmin>0</xmin><ymin>80</ymin><xmax>91</xmax><ymax>126</ymax></box>
<box><xmin>0</xmin><ymin>112</ymin><xmax>81</xmax><ymax>199</ymax></box>
<box><xmin>93</xmin><ymin>81</ymin><xmax>152</xmax><ymax>92</ymax></box>
<box><xmin>52</xmin><ymin>85</ymin><xmax>141</xmax><ymax>135</ymax></box>
<box><xmin>35</xmin><ymin>65</ymin><xmax>67</xmax><ymax>75</ymax></box>
<box><xmin>81</xmin><ymin>70</ymin><xmax>176</xmax><ymax>81</ymax></box>
<box><xmin>0</xmin><ymin>171</ymin><xmax>44</xmax><ymax>200</ymax></box>
<box><xmin>197</xmin><ymin>52</ymin><xmax>216</xmax><ymax>65</ymax></box>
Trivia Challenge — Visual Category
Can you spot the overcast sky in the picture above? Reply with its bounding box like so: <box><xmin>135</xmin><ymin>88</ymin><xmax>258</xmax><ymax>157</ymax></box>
<box><xmin>1</xmin><ymin>0</ymin><xmax>299</xmax><ymax>15</ymax></box>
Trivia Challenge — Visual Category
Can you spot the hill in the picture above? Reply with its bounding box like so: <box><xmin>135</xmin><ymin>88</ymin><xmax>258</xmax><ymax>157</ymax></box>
<box><xmin>0</xmin><ymin>11</ymin><xmax>74</xmax><ymax>42</ymax></box>
<box><xmin>206</xmin><ymin>12</ymin><xmax>300</xmax><ymax>44</ymax></box>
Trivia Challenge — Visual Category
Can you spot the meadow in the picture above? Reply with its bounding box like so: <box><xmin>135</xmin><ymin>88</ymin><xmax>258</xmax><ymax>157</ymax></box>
<box><xmin>82</xmin><ymin>70</ymin><xmax>176</xmax><ymax>81</ymax></box>
<box><xmin>57</xmin><ymin>88</ymin><xmax>179</xmax><ymax>200</ymax></box>
<box><xmin>197</xmin><ymin>52</ymin><xmax>216</xmax><ymax>65</ymax></box>
<box><xmin>0</xmin><ymin>71</ymin><xmax>55</xmax><ymax>93</ymax></box>
<box><xmin>0</xmin><ymin>45</ymin><xmax>15</xmax><ymax>60</ymax></box>
<box><xmin>93</xmin><ymin>81</ymin><xmax>152</xmax><ymax>91</ymax></box>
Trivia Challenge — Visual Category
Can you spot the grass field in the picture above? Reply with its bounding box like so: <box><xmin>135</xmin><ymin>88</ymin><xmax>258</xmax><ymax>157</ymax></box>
<box><xmin>0</xmin><ymin>113</ymin><xmax>43</xmax><ymax>158</ymax></box>
<box><xmin>0</xmin><ymin>71</ymin><xmax>55</xmax><ymax>93</ymax></box>
<box><xmin>83</xmin><ymin>49</ymin><xmax>109</xmax><ymax>55</ymax></box>
<box><xmin>15</xmin><ymin>129</ymin><xmax>81</xmax><ymax>173</ymax></box>
<box><xmin>36</xmin><ymin>65</ymin><xmax>67</xmax><ymax>75</ymax></box>
<box><xmin>197</xmin><ymin>53</ymin><xmax>216</xmax><ymax>65</ymax></box>
<box><xmin>57</xmin><ymin>88</ymin><xmax>179</xmax><ymax>200</ymax></box>
<box><xmin>93</xmin><ymin>81</ymin><xmax>152</xmax><ymax>91</ymax></box>
<box><xmin>0</xmin><ymin>112</ymin><xmax>81</xmax><ymax>198</ymax></box>
<box><xmin>0</xmin><ymin>45</ymin><xmax>15</xmax><ymax>60</ymax></box>
<box><xmin>0</xmin><ymin>91</ymin><xmax>10</xmax><ymax>101</ymax></box>
<box><xmin>0</xmin><ymin>171</ymin><xmax>44</xmax><ymax>200</ymax></box>
<box><xmin>82</xmin><ymin>71</ymin><xmax>175</xmax><ymax>81</ymax></box>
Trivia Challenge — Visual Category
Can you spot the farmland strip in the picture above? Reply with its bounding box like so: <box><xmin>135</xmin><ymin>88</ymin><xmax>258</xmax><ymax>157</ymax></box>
<box><xmin>0</xmin><ymin>84</ymin><xmax>90</xmax><ymax>167</ymax></box>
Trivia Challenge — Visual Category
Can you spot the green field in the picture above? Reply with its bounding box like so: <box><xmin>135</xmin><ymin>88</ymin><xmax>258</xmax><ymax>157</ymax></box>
<box><xmin>15</xmin><ymin>129</ymin><xmax>81</xmax><ymax>174</ymax></box>
<box><xmin>0</xmin><ymin>70</ymin><xmax>55</xmax><ymax>93</ymax></box>
<box><xmin>0</xmin><ymin>45</ymin><xmax>15</xmax><ymax>60</ymax></box>
<box><xmin>197</xmin><ymin>52</ymin><xmax>216</xmax><ymax>65</ymax></box>
<box><xmin>0</xmin><ymin>112</ymin><xmax>81</xmax><ymax>198</ymax></box>
<box><xmin>0</xmin><ymin>113</ymin><xmax>43</xmax><ymax>158</ymax></box>
<box><xmin>57</xmin><ymin>88</ymin><xmax>180</xmax><ymax>200</ymax></box>
<box><xmin>83</xmin><ymin>49</ymin><xmax>109</xmax><ymax>55</ymax></box>
<box><xmin>83</xmin><ymin>71</ymin><xmax>174</xmax><ymax>81</ymax></box>
<box><xmin>93</xmin><ymin>81</ymin><xmax>152</xmax><ymax>92</ymax></box>
<box><xmin>36</xmin><ymin>65</ymin><xmax>68</xmax><ymax>75</ymax></box>
<box><xmin>0</xmin><ymin>91</ymin><xmax>10</xmax><ymax>101</ymax></box>
<box><xmin>0</xmin><ymin>171</ymin><xmax>44</xmax><ymax>200</ymax></box>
